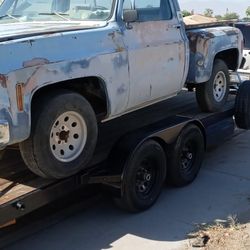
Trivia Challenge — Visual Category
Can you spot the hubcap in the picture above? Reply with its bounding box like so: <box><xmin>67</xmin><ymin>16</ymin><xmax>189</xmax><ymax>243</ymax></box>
<box><xmin>49</xmin><ymin>111</ymin><xmax>87</xmax><ymax>162</ymax></box>
<box><xmin>213</xmin><ymin>71</ymin><xmax>227</xmax><ymax>102</ymax></box>
<box><xmin>181</xmin><ymin>143</ymin><xmax>195</xmax><ymax>173</ymax></box>
<box><xmin>136</xmin><ymin>161</ymin><xmax>155</xmax><ymax>195</ymax></box>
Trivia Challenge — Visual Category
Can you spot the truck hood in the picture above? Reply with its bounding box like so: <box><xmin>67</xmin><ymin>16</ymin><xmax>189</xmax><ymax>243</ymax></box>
<box><xmin>0</xmin><ymin>21</ymin><xmax>107</xmax><ymax>42</ymax></box>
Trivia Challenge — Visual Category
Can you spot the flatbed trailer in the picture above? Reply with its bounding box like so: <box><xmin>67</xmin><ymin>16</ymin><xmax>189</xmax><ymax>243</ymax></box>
<box><xmin>0</xmin><ymin>92</ymin><xmax>236</xmax><ymax>228</ymax></box>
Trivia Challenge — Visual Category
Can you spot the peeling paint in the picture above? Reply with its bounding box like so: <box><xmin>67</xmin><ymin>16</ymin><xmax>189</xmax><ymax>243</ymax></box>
<box><xmin>186</xmin><ymin>26</ymin><xmax>243</xmax><ymax>83</ymax></box>
<box><xmin>0</xmin><ymin>75</ymin><xmax>7</xmax><ymax>88</ymax></box>
<box><xmin>23</xmin><ymin>58</ymin><xmax>50</xmax><ymax>68</ymax></box>
<box><xmin>0</xmin><ymin>4</ymin><xmax>243</xmax><ymax>149</ymax></box>
<box><xmin>112</xmin><ymin>54</ymin><xmax>127</xmax><ymax>69</ymax></box>
<box><xmin>109</xmin><ymin>30</ymin><xmax>126</xmax><ymax>53</ymax></box>
<box><xmin>61</xmin><ymin>60</ymin><xmax>90</xmax><ymax>74</ymax></box>
<box><xmin>117</xmin><ymin>83</ymin><xmax>127</xmax><ymax>95</ymax></box>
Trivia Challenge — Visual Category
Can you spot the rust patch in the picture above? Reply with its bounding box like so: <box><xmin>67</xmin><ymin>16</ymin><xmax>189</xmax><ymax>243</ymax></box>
<box><xmin>179</xmin><ymin>44</ymin><xmax>184</xmax><ymax>62</ymax></box>
<box><xmin>115</xmin><ymin>46</ymin><xmax>125</xmax><ymax>53</ymax></box>
<box><xmin>0</xmin><ymin>74</ymin><xmax>7</xmax><ymax>88</ymax></box>
<box><xmin>24</xmin><ymin>67</ymin><xmax>40</xmax><ymax>94</ymax></box>
<box><xmin>187</xmin><ymin>31</ymin><xmax>212</xmax><ymax>54</ymax></box>
<box><xmin>109</xmin><ymin>31</ymin><xmax>125</xmax><ymax>53</ymax></box>
<box><xmin>23</xmin><ymin>58</ymin><xmax>50</xmax><ymax>68</ymax></box>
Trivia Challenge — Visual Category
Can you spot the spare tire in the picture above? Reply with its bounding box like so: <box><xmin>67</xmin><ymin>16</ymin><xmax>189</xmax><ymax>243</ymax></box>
<box><xmin>235</xmin><ymin>80</ymin><xmax>250</xmax><ymax>130</ymax></box>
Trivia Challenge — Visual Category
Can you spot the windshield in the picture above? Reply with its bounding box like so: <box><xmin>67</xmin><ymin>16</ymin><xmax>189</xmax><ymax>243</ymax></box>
<box><xmin>0</xmin><ymin>0</ymin><xmax>114</xmax><ymax>23</ymax></box>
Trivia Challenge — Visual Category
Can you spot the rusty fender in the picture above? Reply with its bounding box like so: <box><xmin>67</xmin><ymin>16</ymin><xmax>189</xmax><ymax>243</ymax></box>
<box><xmin>186</xmin><ymin>26</ymin><xmax>243</xmax><ymax>83</ymax></box>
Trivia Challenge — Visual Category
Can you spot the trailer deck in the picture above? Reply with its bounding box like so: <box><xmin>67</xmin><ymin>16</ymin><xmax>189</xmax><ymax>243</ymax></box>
<box><xmin>0</xmin><ymin>92</ymin><xmax>235</xmax><ymax>227</ymax></box>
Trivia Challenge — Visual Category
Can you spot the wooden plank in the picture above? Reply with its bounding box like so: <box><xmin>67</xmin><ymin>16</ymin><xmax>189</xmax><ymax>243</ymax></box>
<box><xmin>0</xmin><ymin>178</ymin><xmax>55</xmax><ymax>206</ymax></box>
<box><xmin>0</xmin><ymin>148</ymin><xmax>55</xmax><ymax>206</ymax></box>
<box><xmin>0</xmin><ymin>219</ymin><xmax>16</xmax><ymax>229</ymax></box>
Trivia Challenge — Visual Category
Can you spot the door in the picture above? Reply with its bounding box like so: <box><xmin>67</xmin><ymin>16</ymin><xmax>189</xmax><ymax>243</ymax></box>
<box><xmin>122</xmin><ymin>0</ymin><xmax>186</xmax><ymax>109</ymax></box>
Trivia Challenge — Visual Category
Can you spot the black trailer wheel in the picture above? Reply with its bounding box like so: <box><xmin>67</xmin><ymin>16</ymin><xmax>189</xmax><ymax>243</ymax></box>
<box><xmin>196</xmin><ymin>59</ymin><xmax>229</xmax><ymax>112</ymax></box>
<box><xmin>235</xmin><ymin>80</ymin><xmax>250</xmax><ymax>130</ymax></box>
<box><xmin>19</xmin><ymin>90</ymin><xmax>97</xmax><ymax>179</ymax></box>
<box><xmin>167</xmin><ymin>124</ymin><xmax>205</xmax><ymax>187</ymax></box>
<box><xmin>114</xmin><ymin>140</ymin><xmax>167</xmax><ymax>212</ymax></box>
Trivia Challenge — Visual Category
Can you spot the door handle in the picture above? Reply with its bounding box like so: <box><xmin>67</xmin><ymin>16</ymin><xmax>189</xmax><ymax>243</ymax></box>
<box><xmin>172</xmin><ymin>24</ymin><xmax>181</xmax><ymax>29</ymax></box>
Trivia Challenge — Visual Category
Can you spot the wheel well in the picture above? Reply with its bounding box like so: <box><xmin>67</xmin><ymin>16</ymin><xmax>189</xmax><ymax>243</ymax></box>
<box><xmin>31</xmin><ymin>77</ymin><xmax>109</xmax><ymax>121</ymax></box>
<box><xmin>151</xmin><ymin>121</ymin><xmax>207</xmax><ymax>157</ymax></box>
<box><xmin>190</xmin><ymin>121</ymin><xmax>207</xmax><ymax>150</ymax></box>
<box><xmin>151</xmin><ymin>137</ymin><xmax>168</xmax><ymax>154</ymax></box>
<box><xmin>215</xmin><ymin>49</ymin><xmax>239</xmax><ymax>71</ymax></box>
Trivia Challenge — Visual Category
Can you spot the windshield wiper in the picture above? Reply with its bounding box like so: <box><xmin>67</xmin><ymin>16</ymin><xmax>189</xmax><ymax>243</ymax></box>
<box><xmin>0</xmin><ymin>14</ymin><xmax>21</xmax><ymax>21</ymax></box>
<box><xmin>38</xmin><ymin>12</ymin><xmax>70</xmax><ymax>21</ymax></box>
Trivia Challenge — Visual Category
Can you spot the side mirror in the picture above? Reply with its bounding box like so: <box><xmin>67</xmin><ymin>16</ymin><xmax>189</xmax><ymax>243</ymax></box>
<box><xmin>123</xmin><ymin>9</ymin><xmax>137</xmax><ymax>23</ymax></box>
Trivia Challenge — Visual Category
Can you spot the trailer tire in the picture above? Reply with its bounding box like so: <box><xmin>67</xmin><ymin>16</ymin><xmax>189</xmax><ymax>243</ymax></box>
<box><xmin>235</xmin><ymin>80</ymin><xmax>250</xmax><ymax>129</ymax></box>
<box><xmin>196</xmin><ymin>59</ymin><xmax>229</xmax><ymax>112</ymax></box>
<box><xmin>167</xmin><ymin>124</ymin><xmax>204</xmax><ymax>187</ymax></box>
<box><xmin>114</xmin><ymin>140</ymin><xmax>166</xmax><ymax>212</ymax></box>
<box><xmin>19</xmin><ymin>90</ymin><xmax>97</xmax><ymax>179</ymax></box>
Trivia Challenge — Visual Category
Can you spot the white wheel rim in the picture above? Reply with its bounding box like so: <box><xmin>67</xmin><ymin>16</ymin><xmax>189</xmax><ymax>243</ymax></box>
<box><xmin>49</xmin><ymin>111</ymin><xmax>87</xmax><ymax>163</ymax></box>
<box><xmin>213</xmin><ymin>71</ymin><xmax>227</xmax><ymax>102</ymax></box>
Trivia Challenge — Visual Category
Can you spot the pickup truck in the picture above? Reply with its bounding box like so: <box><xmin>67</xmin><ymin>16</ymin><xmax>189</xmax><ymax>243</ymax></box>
<box><xmin>0</xmin><ymin>0</ymin><xmax>243</xmax><ymax>179</ymax></box>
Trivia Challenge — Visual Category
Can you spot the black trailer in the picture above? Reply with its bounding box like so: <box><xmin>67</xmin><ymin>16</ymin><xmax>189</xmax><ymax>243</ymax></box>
<box><xmin>0</xmin><ymin>88</ymin><xmax>248</xmax><ymax>229</ymax></box>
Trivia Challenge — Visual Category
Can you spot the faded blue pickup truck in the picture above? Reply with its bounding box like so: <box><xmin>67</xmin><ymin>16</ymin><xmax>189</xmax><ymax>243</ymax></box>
<box><xmin>0</xmin><ymin>0</ymin><xmax>243</xmax><ymax>178</ymax></box>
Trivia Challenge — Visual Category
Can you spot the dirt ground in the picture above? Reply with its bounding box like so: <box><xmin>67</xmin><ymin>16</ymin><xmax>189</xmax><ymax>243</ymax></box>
<box><xmin>188</xmin><ymin>213</ymin><xmax>250</xmax><ymax>250</ymax></box>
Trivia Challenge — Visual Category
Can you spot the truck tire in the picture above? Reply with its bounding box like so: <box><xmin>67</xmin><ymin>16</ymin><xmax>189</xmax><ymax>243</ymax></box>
<box><xmin>235</xmin><ymin>80</ymin><xmax>250</xmax><ymax>129</ymax></box>
<box><xmin>114</xmin><ymin>140</ymin><xmax>166</xmax><ymax>212</ymax></box>
<box><xmin>19</xmin><ymin>90</ymin><xmax>97</xmax><ymax>179</ymax></box>
<box><xmin>167</xmin><ymin>124</ymin><xmax>204</xmax><ymax>187</ymax></box>
<box><xmin>196</xmin><ymin>59</ymin><xmax>229</xmax><ymax>112</ymax></box>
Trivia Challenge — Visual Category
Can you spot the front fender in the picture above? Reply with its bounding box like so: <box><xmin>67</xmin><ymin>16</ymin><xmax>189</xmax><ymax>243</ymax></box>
<box><xmin>0</xmin><ymin>24</ymin><xmax>129</xmax><ymax>146</ymax></box>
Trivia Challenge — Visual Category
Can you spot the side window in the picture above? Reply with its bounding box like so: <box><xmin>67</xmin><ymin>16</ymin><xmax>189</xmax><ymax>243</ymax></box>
<box><xmin>135</xmin><ymin>0</ymin><xmax>160</xmax><ymax>8</ymax></box>
<box><xmin>123</xmin><ymin>0</ymin><xmax>132</xmax><ymax>10</ymax></box>
<box><xmin>134</xmin><ymin>0</ymin><xmax>172</xmax><ymax>22</ymax></box>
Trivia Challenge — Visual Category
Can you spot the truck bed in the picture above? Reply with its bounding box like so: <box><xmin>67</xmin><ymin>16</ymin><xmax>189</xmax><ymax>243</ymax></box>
<box><xmin>185</xmin><ymin>21</ymin><xmax>232</xmax><ymax>30</ymax></box>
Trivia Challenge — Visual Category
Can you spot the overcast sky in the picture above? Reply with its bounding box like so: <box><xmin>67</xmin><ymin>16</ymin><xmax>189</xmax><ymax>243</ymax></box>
<box><xmin>178</xmin><ymin>0</ymin><xmax>249</xmax><ymax>17</ymax></box>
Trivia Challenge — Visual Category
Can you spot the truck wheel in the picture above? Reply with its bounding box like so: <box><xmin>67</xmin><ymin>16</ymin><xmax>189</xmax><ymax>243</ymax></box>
<box><xmin>167</xmin><ymin>124</ymin><xmax>204</xmax><ymax>187</ymax></box>
<box><xmin>114</xmin><ymin>140</ymin><xmax>166</xmax><ymax>212</ymax></box>
<box><xmin>196</xmin><ymin>59</ymin><xmax>229</xmax><ymax>112</ymax></box>
<box><xmin>235</xmin><ymin>80</ymin><xmax>250</xmax><ymax>129</ymax></box>
<box><xmin>19</xmin><ymin>90</ymin><xmax>97</xmax><ymax>179</ymax></box>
